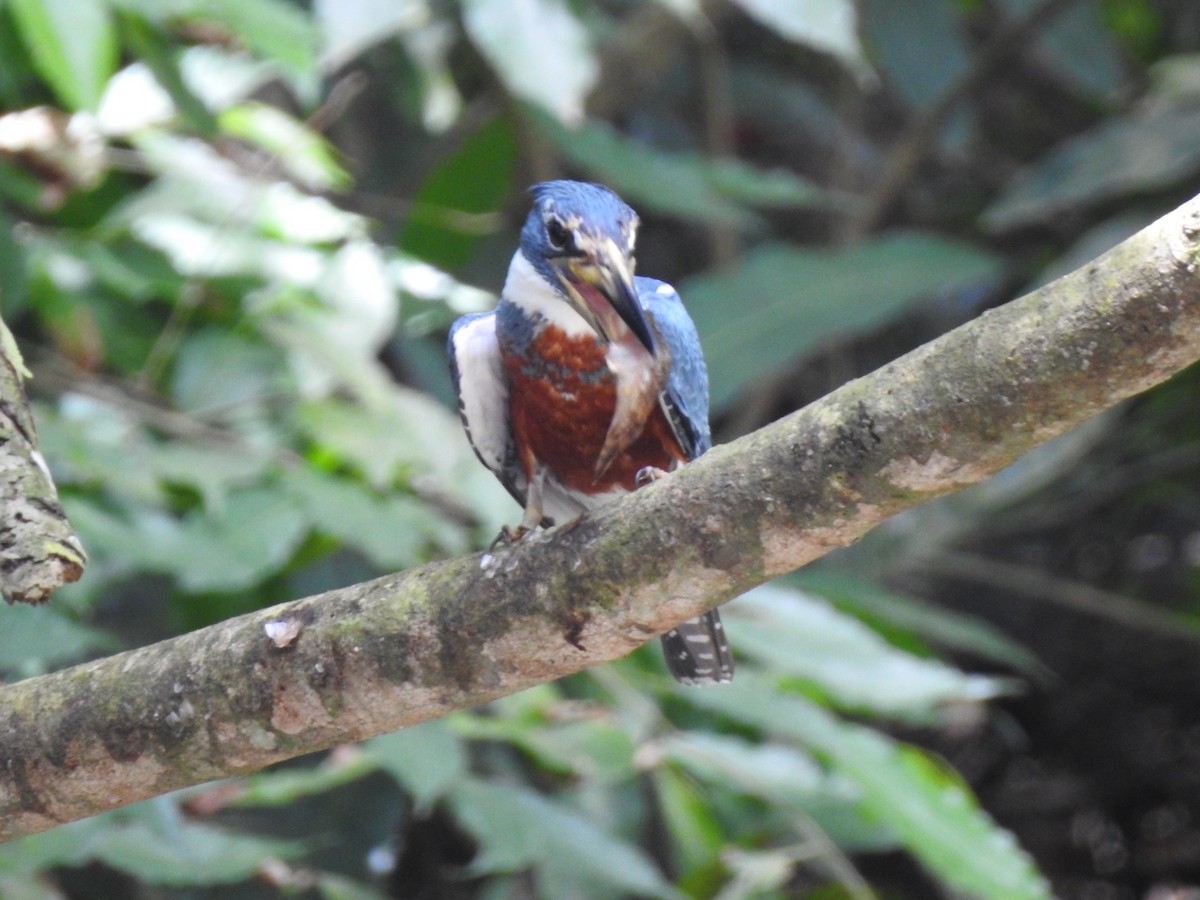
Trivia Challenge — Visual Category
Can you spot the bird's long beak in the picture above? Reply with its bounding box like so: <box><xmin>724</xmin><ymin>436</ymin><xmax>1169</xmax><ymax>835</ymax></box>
<box><xmin>555</xmin><ymin>236</ymin><xmax>656</xmax><ymax>354</ymax></box>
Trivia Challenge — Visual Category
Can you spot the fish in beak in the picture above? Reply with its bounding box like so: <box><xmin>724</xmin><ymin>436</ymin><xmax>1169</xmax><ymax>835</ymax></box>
<box><xmin>552</xmin><ymin>235</ymin><xmax>657</xmax><ymax>355</ymax></box>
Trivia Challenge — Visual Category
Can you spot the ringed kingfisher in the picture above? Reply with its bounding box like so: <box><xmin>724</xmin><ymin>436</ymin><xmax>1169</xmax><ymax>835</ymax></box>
<box><xmin>448</xmin><ymin>180</ymin><xmax>734</xmax><ymax>686</ymax></box>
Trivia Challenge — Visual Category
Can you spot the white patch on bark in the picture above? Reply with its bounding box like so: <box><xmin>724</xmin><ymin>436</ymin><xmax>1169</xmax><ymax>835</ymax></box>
<box><xmin>881</xmin><ymin>451</ymin><xmax>988</xmax><ymax>492</ymax></box>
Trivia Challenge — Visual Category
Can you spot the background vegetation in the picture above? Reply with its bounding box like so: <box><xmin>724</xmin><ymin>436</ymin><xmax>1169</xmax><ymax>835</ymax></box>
<box><xmin>0</xmin><ymin>0</ymin><xmax>1197</xmax><ymax>897</ymax></box>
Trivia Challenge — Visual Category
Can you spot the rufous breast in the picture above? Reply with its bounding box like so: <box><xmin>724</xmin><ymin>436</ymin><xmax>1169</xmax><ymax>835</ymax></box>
<box><xmin>502</xmin><ymin>325</ymin><xmax>684</xmax><ymax>494</ymax></box>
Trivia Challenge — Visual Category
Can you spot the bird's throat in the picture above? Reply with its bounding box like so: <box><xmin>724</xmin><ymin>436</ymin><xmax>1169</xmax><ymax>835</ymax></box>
<box><xmin>568</xmin><ymin>278</ymin><xmax>629</xmax><ymax>344</ymax></box>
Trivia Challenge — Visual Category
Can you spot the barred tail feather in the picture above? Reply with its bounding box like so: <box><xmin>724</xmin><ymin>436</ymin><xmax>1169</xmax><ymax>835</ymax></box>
<box><xmin>660</xmin><ymin>610</ymin><xmax>734</xmax><ymax>686</ymax></box>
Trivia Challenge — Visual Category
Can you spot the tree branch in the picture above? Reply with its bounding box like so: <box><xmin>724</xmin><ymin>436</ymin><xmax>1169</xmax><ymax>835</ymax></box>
<box><xmin>3</xmin><ymin>193</ymin><xmax>1200</xmax><ymax>839</ymax></box>
<box><xmin>0</xmin><ymin>315</ymin><xmax>85</xmax><ymax>604</ymax></box>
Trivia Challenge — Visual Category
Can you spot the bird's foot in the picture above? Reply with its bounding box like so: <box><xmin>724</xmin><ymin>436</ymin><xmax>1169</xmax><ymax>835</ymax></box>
<box><xmin>489</xmin><ymin>524</ymin><xmax>533</xmax><ymax>551</ymax></box>
<box><xmin>634</xmin><ymin>466</ymin><xmax>669</xmax><ymax>489</ymax></box>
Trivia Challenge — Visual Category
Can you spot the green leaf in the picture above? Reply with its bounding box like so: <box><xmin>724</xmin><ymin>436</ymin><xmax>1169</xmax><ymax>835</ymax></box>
<box><xmin>0</xmin><ymin>603</ymin><xmax>115</xmax><ymax>678</ymax></box>
<box><xmin>112</xmin><ymin>0</ymin><xmax>317</xmax><ymax>87</ymax></box>
<box><xmin>0</xmin><ymin>801</ymin><xmax>303</xmax><ymax>884</ymax></box>
<box><xmin>793</xmin><ymin>569</ymin><xmax>1050</xmax><ymax>680</ymax></box>
<box><xmin>461</xmin><ymin>0</ymin><xmax>597</xmax><ymax>123</ymax></box>
<box><xmin>726</xmin><ymin>584</ymin><xmax>1011</xmax><ymax>719</ymax></box>
<box><xmin>0</xmin><ymin>874</ymin><xmax>60</xmax><ymax>900</ymax></box>
<box><xmin>315</xmin><ymin>240</ymin><xmax>398</xmax><ymax>348</ymax></box>
<box><xmin>449</xmin><ymin>780</ymin><xmax>675</xmax><ymax>898</ymax></box>
<box><xmin>681</xmin><ymin>233</ymin><xmax>1003</xmax><ymax>408</ymax></box>
<box><xmin>219</xmin><ymin>102</ymin><xmax>350</xmax><ymax>191</ymax></box>
<box><xmin>236</xmin><ymin>754</ymin><xmax>378</xmax><ymax>806</ymax></box>
<box><xmin>316</xmin><ymin>872</ymin><xmax>392</xmax><ymax>900</ymax></box>
<box><xmin>178</xmin><ymin>43</ymin><xmax>280</xmax><ymax>112</ymax></box>
<box><xmin>543</xmin><ymin>118</ymin><xmax>829</xmax><ymax>229</ymax></box>
<box><xmin>395</xmin><ymin>11</ymin><xmax>463</xmax><ymax>131</ymax></box>
<box><xmin>39</xmin><ymin>397</ymin><xmax>275</xmax><ymax>516</ymax></box>
<box><xmin>121</xmin><ymin>214</ymin><xmax>268</xmax><ymax>278</ymax></box>
<box><xmin>118</xmin><ymin>15</ymin><xmax>219</xmax><ymax>137</ymax></box>
<box><xmin>692</xmin><ymin>681</ymin><xmax>1052</xmax><ymax>900</ymax></box>
<box><xmin>316</xmin><ymin>0</ymin><xmax>426</xmax><ymax>70</ymax></box>
<box><xmin>0</xmin><ymin>815</ymin><xmax>105</xmax><ymax>874</ymax></box>
<box><xmin>1103</xmin><ymin>0</ymin><xmax>1162</xmax><ymax>57</ymax></box>
<box><xmin>982</xmin><ymin>104</ymin><xmax>1200</xmax><ymax>231</ymax></box>
<box><xmin>366</xmin><ymin>721</ymin><xmax>468</xmax><ymax>810</ymax></box>
<box><xmin>92</xmin><ymin>819</ymin><xmax>304</xmax><ymax>885</ymax></box>
<box><xmin>0</xmin><ymin>8</ymin><xmax>38</xmax><ymax>110</ymax></box>
<box><xmin>0</xmin><ymin>162</ymin><xmax>47</xmax><ymax>211</ymax></box>
<box><xmin>0</xmin><ymin>209</ymin><xmax>29</xmax><ymax>314</ymax></box>
<box><xmin>854</xmin><ymin>744</ymin><xmax>1052</xmax><ymax>900</ymax></box>
<box><xmin>289</xmin><ymin>466</ymin><xmax>466</xmax><ymax>570</ymax></box>
<box><xmin>74</xmin><ymin>239</ymin><xmax>184</xmax><ymax>304</ymax></box>
<box><xmin>250</xmin><ymin>253</ymin><xmax>400</xmax><ymax>411</ymax></box>
<box><xmin>1000</xmin><ymin>0</ymin><xmax>1125</xmax><ymax>96</ymax></box>
<box><xmin>400</xmin><ymin>115</ymin><xmax>516</xmax><ymax>270</ymax></box>
<box><xmin>453</xmin><ymin>707</ymin><xmax>637</xmax><ymax>783</ymax></box>
<box><xmin>124</xmin><ymin>488</ymin><xmax>308</xmax><ymax>591</ymax></box>
<box><xmin>39</xmin><ymin>408</ymin><xmax>166</xmax><ymax>511</ymax></box>
<box><xmin>8</xmin><ymin>0</ymin><xmax>118</xmax><ymax>111</ymax></box>
<box><xmin>119</xmin><ymin>133</ymin><xmax>365</xmax><ymax>243</ymax></box>
<box><xmin>658</xmin><ymin>731</ymin><xmax>895</xmax><ymax>851</ymax></box>
<box><xmin>296</xmin><ymin>398</ymin><xmax>428</xmax><ymax>487</ymax></box>
<box><xmin>728</xmin><ymin>0</ymin><xmax>862</xmax><ymax>66</ymax></box>
<box><xmin>295</xmin><ymin>389</ymin><xmax>486</xmax><ymax>499</ymax></box>
<box><xmin>661</xmin><ymin>732</ymin><xmax>825</xmax><ymax>801</ymax></box>
<box><xmin>652</xmin><ymin>765</ymin><xmax>726</xmax><ymax>880</ymax></box>
<box><xmin>171</xmin><ymin>328</ymin><xmax>289</xmax><ymax>415</ymax></box>
<box><xmin>860</xmin><ymin>0</ymin><xmax>975</xmax><ymax>151</ymax></box>
<box><xmin>862</xmin><ymin>0</ymin><xmax>969</xmax><ymax>109</ymax></box>
<box><xmin>543</xmin><ymin>719</ymin><xmax>638</xmax><ymax>783</ymax></box>
<box><xmin>704</xmin><ymin>162</ymin><xmax>831</xmax><ymax>210</ymax></box>
<box><xmin>43</xmin><ymin>390</ymin><xmax>274</xmax><ymax>515</ymax></box>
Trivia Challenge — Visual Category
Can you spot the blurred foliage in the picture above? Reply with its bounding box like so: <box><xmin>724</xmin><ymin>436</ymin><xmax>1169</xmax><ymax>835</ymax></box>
<box><xmin>1</xmin><ymin>0</ymin><xmax>1199</xmax><ymax>897</ymax></box>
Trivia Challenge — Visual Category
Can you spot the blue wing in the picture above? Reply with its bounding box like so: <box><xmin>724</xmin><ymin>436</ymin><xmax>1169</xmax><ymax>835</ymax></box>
<box><xmin>638</xmin><ymin>278</ymin><xmax>731</xmax><ymax>685</ymax></box>
<box><xmin>637</xmin><ymin>277</ymin><xmax>712</xmax><ymax>460</ymax></box>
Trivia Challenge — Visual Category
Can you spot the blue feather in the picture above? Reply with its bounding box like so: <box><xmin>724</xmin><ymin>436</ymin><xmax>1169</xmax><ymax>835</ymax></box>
<box><xmin>638</xmin><ymin>277</ymin><xmax>712</xmax><ymax>459</ymax></box>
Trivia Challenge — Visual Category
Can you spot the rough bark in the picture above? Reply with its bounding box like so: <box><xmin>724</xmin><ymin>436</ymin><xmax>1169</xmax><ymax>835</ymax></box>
<box><xmin>1</xmin><ymin>193</ymin><xmax>1199</xmax><ymax>840</ymax></box>
<box><xmin>0</xmin><ymin>315</ymin><xmax>86</xmax><ymax>604</ymax></box>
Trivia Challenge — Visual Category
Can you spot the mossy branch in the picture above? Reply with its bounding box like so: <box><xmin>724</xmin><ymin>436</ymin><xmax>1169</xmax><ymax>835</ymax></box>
<box><xmin>2</xmin><ymin>194</ymin><xmax>1199</xmax><ymax>840</ymax></box>
<box><xmin>0</xmin><ymin>315</ymin><xmax>85</xmax><ymax>604</ymax></box>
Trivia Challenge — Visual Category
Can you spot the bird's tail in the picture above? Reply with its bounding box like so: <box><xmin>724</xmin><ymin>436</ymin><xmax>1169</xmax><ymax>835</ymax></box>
<box><xmin>660</xmin><ymin>610</ymin><xmax>734</xmax><ymax>686</ymax></box>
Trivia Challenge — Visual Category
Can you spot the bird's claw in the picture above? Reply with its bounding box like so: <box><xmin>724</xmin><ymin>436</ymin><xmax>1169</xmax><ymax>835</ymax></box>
<box><xmin>490</xmin><ymin>524</ymin><xmax>532</xmax><ymax>550</ymax></box>
<box><xmin>634</xmin><ymin>466</ymin><xmax>668</xmax><ymax>489</ymax></box>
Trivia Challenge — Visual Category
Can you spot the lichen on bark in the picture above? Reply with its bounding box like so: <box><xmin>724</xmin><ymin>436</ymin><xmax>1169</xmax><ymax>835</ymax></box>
<box><xmin>0</xmin><ymin>314</ymin><xmax>85</xmax><ymax>603</ymax></box>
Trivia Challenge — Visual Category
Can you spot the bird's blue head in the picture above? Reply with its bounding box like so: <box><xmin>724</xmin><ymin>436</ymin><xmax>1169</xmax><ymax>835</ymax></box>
<box><xmin>519</xmin><ymin>180</ymin><xmax>655</xmax><ymax>353</ymax></box>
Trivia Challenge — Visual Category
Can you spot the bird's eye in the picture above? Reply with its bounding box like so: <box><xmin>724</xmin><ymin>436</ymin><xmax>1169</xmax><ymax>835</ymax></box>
<box><xmin>545</xmin><ymin>217</ymin><xmax>571</xmax><ymax>251</ymax></box>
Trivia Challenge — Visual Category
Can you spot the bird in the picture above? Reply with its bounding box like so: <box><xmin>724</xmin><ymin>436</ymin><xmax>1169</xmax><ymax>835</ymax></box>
<box><xmin>447</xmin><ymin>180</ymin><xmax>734</xmax><ymax>686</ymax></box>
